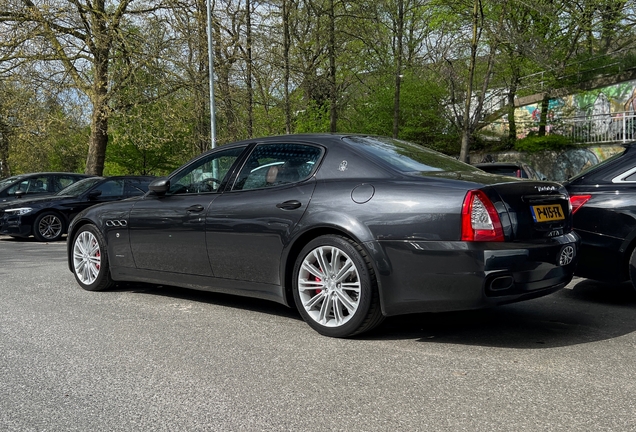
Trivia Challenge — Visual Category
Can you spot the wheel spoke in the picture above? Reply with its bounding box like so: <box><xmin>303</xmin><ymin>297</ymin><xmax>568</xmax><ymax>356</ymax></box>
<box><xmin>304</xmin><ymin>290</ymin><xmax>326</xmax><ymax>310</ymax></box>
<box><xmin>334</xmin><ymin>258</ymin><xmax>355</xmax><ymax>283</ymax></box>
<box><xmin>301</xmin><ymin>260</ymin><xmax>324</xmax><ymax>281</ymax></box>
<box><xmin>332</xmin><ymin>297</ymin><xmax>345</xmax><ymax>325</ymax></box>
<box><xmin>317</xmin><ymin>295</ymin><xmax>332</xmax><ymax>324</ymax></box>
<box><xmin>314</xmin><ymin>249</ymin><xmax>331</xmax><ymax>278</ymax></box>
<box><xmin>334</xmin><ymin>289</ymin><xmax>357</xmax><ymax>314</ymax></box>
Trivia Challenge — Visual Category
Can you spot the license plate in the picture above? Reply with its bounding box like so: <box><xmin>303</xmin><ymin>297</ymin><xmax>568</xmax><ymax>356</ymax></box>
<box><xmin>531</xmin><ymin>204</ymin><xmax>565</xmax><ymax>222</ymax></box>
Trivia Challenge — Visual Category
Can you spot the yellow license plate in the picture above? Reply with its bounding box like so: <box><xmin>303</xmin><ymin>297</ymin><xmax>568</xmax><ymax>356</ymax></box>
<box><xmin>531</xmin><ymin>204</ymin><xmax>565</xmax><ymax>222</ymax></box>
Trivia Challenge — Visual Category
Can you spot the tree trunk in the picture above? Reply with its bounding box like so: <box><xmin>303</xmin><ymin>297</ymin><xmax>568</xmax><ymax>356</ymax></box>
<box><xmin>85</xmin><ymin>94</ymin><xmax>109</xmax><ymax>175</ymax></box>
<box><xmin>392</xmin><ymin>0</ymin><xmax>404</xmax><ymax>139</ymax></box>
<box><xmin>283</xmin><ymin>0</ymin><xmax>292</xmax><ymax>134</ymax></box>
<box><xmin>0</xmin><ymin>118</ymin><xmax>10</xmax><ymax>177</ymax></box>
<box><xmin>246</xmin><ymin>0</ymin><xmax>254</xmax><ymax>138</ymax></box>
<box><xmin>459</xmin><ymin>0</ymin><xmax>480</xmax><ymax>163</ymax></box>
<box><xmin>328</xmin><ymin>0</ymin><xmax>337</xmax><ymax>132</ymax></box>
<box><xmin>538</xmin><ymin>94</ymin><xmax>549</xmax><ymax>136</ymax></box>
<box><xmin>507</xmin><ymin>76</ymin><xmax>519</xmax><ymax>143</ymax></box>
<box><xmin>85</xmin><ymin>51</ymin><xmax>110</xmax><ymax>176</ymax></box>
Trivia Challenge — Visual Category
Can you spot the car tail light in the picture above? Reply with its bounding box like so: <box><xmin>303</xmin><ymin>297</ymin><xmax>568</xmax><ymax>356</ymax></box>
<box><xmin>461</xmin><ymin>190</ymin><xmax>504</xmax><ymax>242</ymax></box>
<box><xmin>569</xmin><ymin>194</ymin><xmax>591</xmax><ymax>214</ymax></box>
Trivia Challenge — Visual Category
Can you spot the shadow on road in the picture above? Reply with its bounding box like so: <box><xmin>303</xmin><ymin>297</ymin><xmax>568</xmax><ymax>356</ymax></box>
<box><xmin>112</xmin><ymin>278</ymin><xmax>636</xmax><ymax>348</ymax></box>
<box><xmin>112</xmin><ymin>281</ymin><xmax>303</xmax><ymax>321</ymax></box>
<box><xmin>368</xmin><ymin>278</ymin><xmax>636</xmax><ymax>347</ymax></box>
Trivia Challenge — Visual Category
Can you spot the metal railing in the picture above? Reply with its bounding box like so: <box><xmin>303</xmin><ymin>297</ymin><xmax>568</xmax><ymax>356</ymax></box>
<box><xmin>556</xmin><ymin>111</ymin><xmax>636</xmax><ymax>144</ymax></box>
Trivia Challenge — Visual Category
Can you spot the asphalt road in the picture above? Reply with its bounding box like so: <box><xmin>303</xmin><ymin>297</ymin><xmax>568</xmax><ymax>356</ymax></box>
<box><xmin>1</xmin><ymin>236</ymin><xmax>636</xmax><ymax>431</ymax></box>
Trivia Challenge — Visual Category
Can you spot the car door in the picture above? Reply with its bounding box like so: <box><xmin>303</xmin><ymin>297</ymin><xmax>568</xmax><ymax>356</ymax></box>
<box><xmin>206</xmin><ymin>142</ymin><xmax>323</xmax><ymax>285</ymax></box>
<box><xmin>128</xmin><ymin>146</ymin><xmax>246</xmax><ymax>276</ymax></box>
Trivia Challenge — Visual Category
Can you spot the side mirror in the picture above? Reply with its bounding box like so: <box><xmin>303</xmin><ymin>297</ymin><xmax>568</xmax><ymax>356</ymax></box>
<box><xmin>14</xmin><ymin>189</ymin><xmax>25</xmax><ymax>198</ymax></box>
<box><xmin>148</xmin><ymin>178</ymin><xmax>170</xmax><ymax>195</ymax></box>
<box><xmin>88</xmin><ymin>190</ymin><xmax>102</xmax><ymax>200</ymax></box>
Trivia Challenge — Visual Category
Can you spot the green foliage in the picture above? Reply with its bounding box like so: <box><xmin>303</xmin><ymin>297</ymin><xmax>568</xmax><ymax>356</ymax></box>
<box><xmin>344</xmin><ymin>71</ymin><xmax>458</xmax><ymax>153</ymax></box>
<box><xmin>293</xmin><ymin>102</ymin><xmax>331</xmax><ymax>133</ymax></box>
<box><xmin>513</xmin><ymin>134</ymin><xmax>576</xmax><ymax>153</ymax></box>
<box><xmin>2</xmin><ymin>80</ymin><xmax>88</xmax><ymax>175</ymax></box>
<box><xmin>106</xmin><ymin>96</ymin><xmax>195</xmax><ymax>176</ymax></box>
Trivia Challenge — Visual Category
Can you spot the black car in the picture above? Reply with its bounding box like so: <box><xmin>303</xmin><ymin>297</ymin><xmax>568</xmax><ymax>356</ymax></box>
<box><xmin>474</xmin><ymin>162</ymin><xmax>546</xmax><ymax>180</ymax></box>
<box><xmin>66</xmin><ymin>134</ymin><xmax>579</xmax><ymax>337</ymax></box>
<box><xmin>0</xmin><ymin>172</ymin><xmax>92</xmax><ymax>203</ymax></box>
<box><xmin>0</xmin><ymin>176</ymin><xmax>155</xmax><ymax>242</ymax></box>
<box><xmin>565</xmin><ymin>142</ymin><xmax>636</xmax><ymax>288</ymax></box>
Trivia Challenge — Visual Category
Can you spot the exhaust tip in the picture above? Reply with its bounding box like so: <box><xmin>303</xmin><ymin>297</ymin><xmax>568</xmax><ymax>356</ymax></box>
<box><xmin>488</xmin><ymin>275</ymin><xmax>514</xmax><ymax>292</ymax></box>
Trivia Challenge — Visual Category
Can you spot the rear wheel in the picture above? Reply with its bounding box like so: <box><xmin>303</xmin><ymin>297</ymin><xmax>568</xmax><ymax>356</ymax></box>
<box><xmin>33</xmin><ymin>211</ymin><xmax>65</xmax><ymax>242</ymax></box>
<box><xmin>71</xmin><ymin>225</ymin><xmax>114</xmax><ymax>291</ymax></box>
<box><xmin>292</xmin><ymin>235</ymin><xmax>384</xmax><ymax>337</ymax></box>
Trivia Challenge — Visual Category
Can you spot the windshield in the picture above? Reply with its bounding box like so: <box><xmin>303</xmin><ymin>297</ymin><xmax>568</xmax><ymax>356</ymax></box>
<box><xmin>56</xmin><ymin>177</ymin><xmax>104</xmax><ymax>197</ymax></box>
<box><xmin>344</xmin><ymin>136</ymin><xmax>478</xmax><ymax>173</ymax></box>
<box><xmin>567</xmin><ymin>148</ymin><xmax>627</xmax><ymax>182</ymax></box>
<box><xmin>0</xmin><ymin>176</ymin><xmax>23</xmax><ymax>189</ymax></box>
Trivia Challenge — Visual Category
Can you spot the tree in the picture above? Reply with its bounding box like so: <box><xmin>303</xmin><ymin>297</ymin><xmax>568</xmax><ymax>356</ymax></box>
<box><xmin>0</xmin><ymin>0</ymin><xmax>168</xmax><ymax>175</ymax></box>
<box><xmin>0</xmin><ymin>76</ymin><xmax>88</xmax><ymax>175</ymax></box>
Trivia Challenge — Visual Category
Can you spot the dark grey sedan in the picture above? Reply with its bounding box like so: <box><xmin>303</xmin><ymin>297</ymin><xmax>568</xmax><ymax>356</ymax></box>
<box><xmin>67</xmin><ymin>134</ymin><xmax>579</xmax><ymax>337</ymax></box>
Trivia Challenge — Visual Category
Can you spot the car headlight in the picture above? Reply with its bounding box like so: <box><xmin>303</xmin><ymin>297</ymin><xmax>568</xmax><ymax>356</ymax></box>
<box><xmin>4</xmin><ymin>207</ymin><xmax>33</xmax><ymax>216</ymax></box>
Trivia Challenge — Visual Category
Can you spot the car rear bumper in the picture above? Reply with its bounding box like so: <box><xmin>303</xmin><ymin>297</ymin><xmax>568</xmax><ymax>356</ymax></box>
<box><xmin>375</xmin><ymin>232</ymin><xmax>580</xmax><ymax>316</ymax></box>
<box><xmin>572</xmin><ymin>229</ymin><xmax>628</xmax><ymax>282</ymax></box>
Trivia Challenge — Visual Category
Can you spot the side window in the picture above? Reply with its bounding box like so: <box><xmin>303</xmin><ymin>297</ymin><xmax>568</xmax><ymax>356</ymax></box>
<box><xmin>125</xmin><ymin>179</ymin><xmax>150</xmax><ymax>197</ymax></box>
<box><xmin>6</xmin><ymin>180</ymin><xmax>29</xmax><ymax>195</ymax></box>
<box><xmin>169</xmin><ymin>146</ymin><xmax>245</xmax><ymax>195</ymax></box>
<box><xmin>93</xmin><ymin>179</ymin><xmax>125</xmax><ymax>198</ymax></box>
<box><xmin>7</xmin><ymin>177</ymin><xmax>49</xmax><ymax>195</ymax></box>
<box><xmin>56</xmin><ymin>175</ymin><xmax>79</xmax><ymax>192</ymax></box>
<box><xmin>233</xmin><ymin>143</ymin><xmax>322</xmax><ymax>191</ymax></box>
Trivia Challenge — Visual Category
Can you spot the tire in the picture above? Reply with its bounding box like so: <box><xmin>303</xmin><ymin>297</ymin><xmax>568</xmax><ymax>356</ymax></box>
<box><xmin>33</xmin><ymin>211</ymin><xmax>65</xmax><ymax>242</ymax></box>
<box><xmin>292</xmin><ymin>235</ymin><xmax>384</xmax><ymax>338</ymax></box>
<box><xmin>71</xmin><ymin>224</ymin><xmax>115</xmax><ymax>291</ymax></box>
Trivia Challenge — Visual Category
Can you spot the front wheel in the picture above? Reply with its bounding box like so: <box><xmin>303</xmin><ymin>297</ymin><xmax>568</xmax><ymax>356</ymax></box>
<box><xmin>71</xmin><ymin>225</ymin><xmax>114</xmax><ymax>291</ymax></box>
<box><xmin>33</xmin><ymin>211</ymin><xmax>65</xmax><ymax>242</ymax></box>
<box><xmin>292</xmin><ymin>235</ymin><xmax>384</xmax><ymax>337</ymax></box>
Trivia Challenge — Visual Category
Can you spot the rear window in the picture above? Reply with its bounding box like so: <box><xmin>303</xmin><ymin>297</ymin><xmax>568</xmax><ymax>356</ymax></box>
<box><xmin>478</xmin><ymin>166</ymin><xmax>523</xmax><ymax>177</ymax></box>
<box><xmin>344</xmin><ymin>136</ymin><xmax>477</xmax><ymax>173</ymax></box>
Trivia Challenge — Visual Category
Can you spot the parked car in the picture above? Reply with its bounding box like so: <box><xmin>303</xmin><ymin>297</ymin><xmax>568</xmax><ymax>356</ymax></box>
<box><xmin>474</xmin><ymin>162</ymin><xmax>546</xmax><ymax>180</ymax></box>
<box><xmin>0</xmin><ymin>172</ymin><xmax>92</xmax><ymax>203</ymax></box>
<box><xmin>0</xmin><ymin>176</ymin><xmax>154</xmax><ymax>242</ymax></box>
<box><xmin>565</xmin><ymin>142</ymin><xmax>636</xmax><ymax>288</ymax></box>
<box><xmin>66</xmin><ymin>134</ymin><xmax>579</xmax><ymax>337</ymax></box>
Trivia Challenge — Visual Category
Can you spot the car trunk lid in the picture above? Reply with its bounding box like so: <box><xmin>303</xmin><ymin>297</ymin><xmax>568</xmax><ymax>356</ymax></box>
<box><xmin>482</xmin><ymin>182</ymin><xmax>572</xmax><ymax>241</ymax></box>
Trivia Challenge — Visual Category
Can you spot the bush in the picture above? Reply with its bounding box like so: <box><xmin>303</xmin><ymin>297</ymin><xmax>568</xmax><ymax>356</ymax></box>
<box><xmin>513</xmin><ymin>134</ymin><xmax>576</xmax><ymax>153</ymax></box>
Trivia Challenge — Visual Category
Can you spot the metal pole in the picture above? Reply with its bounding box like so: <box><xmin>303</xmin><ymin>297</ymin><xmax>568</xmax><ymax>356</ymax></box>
<box><xmin>206</xmin><ymin>0</ymin><xmax>217</xmax><ymax>149</ymax></box>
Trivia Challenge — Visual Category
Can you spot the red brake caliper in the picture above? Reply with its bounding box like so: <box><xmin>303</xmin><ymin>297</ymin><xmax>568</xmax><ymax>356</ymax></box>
<box><xmin>95</xmin><ymin>241</ymin><xmax>100</xmax><ymax>270</ymax></box>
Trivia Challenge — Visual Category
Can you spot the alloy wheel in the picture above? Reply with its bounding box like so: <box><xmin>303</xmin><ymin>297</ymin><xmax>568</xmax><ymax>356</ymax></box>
<box><xmin>73</xmin><ymin>230</ymin><xmax>102</xmax><ymax>285</ymax></box>
<box><xmin>297</xmin><ymin>245</ymin><xmax>361</xmax><ymax>328</ymax></box>
<box><xmin>38</xmin><ymin>215</ymin><xmax>63</xmax><ymax>240</ymax></box>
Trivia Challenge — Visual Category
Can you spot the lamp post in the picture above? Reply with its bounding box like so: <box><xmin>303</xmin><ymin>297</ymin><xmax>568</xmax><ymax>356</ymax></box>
<box><xmin>206</xmin><ymin>0</ymin><xmax>217</xmax><ymax>149</ymax></box>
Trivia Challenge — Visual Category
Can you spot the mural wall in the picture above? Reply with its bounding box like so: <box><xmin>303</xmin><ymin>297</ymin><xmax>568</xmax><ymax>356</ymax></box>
<box><xmin>515</xmin><ymin>79</ymin><xmax>636</xmax><ymax>139</ymax></box>
<box><xmin>476</xmin><ymin>79</ymin><xmax>636</xmax><ymax>182</ymax></box>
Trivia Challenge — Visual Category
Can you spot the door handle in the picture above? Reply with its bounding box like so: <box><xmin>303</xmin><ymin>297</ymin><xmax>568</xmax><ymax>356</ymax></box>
<box><xmin>276</xmin><ymin>200</ymin><xmax>302</xmax><ymax>210</ymax></box>
<box><xmin>186</xmin><ymin>204</ymin><xmax>205</xmax><ymax>212</ymax></box>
